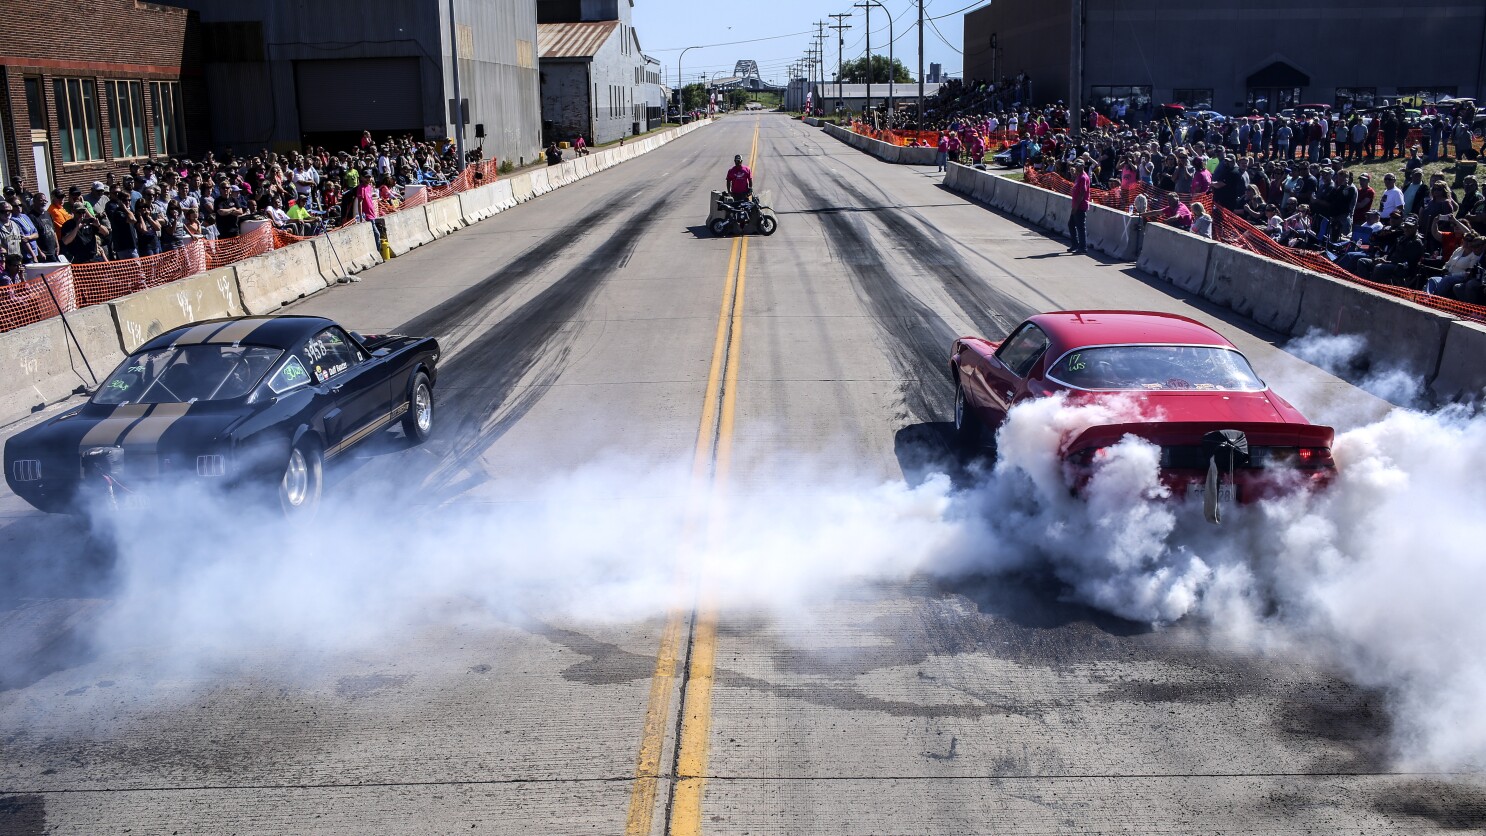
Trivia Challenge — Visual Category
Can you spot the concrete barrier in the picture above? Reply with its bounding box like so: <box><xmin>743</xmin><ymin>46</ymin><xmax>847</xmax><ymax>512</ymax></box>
<box><xmin>109</xmin><ymin>267</ymin><xmax>244</xmax><ymax>352</ymax></box>
<box><xmin>313</xmin><ymin>221</ymin><xmax>381</xmax><ymax>283</ymax></box>
<box><xmin>1199</xmin><ymin>244</ymin><xmax>1306</xmax><ymax>334</ymax></box>
<box><xmin>1136</xmin><ymin>222</ymin><xmax>1215</xmax><ymax>294</ymax></box>
<box><xmin>1012</xmin><ymin>183</ymin><xmax>1049</xmax><ymax>224</ymax></box>
<box><xmin>1431</xmin><ymin>320</ymin><xmax>1486</xmax><ymax>402</ymax></box>
<box><xmin>491</xmin><ymin>179</ymin><xmax>516</xmax><ymax>211</ymax></box>
<box><xmin>900</xmin><ymin>146</ymin><xmax>938</xmax><ymax>165</ymax></box>
<box><xmin>943</xmin><ymin>162</ymin><xmax>970</xmax><ymax>194</ymax></box>
<box><xmin>991</xmin><ymin>175</ymin><xmax>1021</xmax><ymax>212</ymax></box>
<box><xmin>1291</xmin><ymin>272</ymin><xmax>1454</xmax><ymax>381</ymax></box>
<box><xmin>425</xmin><ymin>195</ymin><xmax>465</xmax><ymax>238</ymax></box>
<box><xmin>529</xmin><ymin>168</ymin><xmax>552</xmax><ymax>195</ymax></box>
<box><xmin>0</xmin><ymin>305</ymin><xmax>124</xmax><ymax>425</ymax></box>
<box><xmin>383</xmin><ymin>205</ymin><xmax>434</xmax><ymax>256</ymax></box>
<box><xmin>1086</xmin><ymin>204</ymin><xmax>1140</xmax><ymax>261</ymax></box>
<box><xmin>234</xmin><ymin>239</ymin><xmax>328</xmax><ymax>314</ymax></box>
<box><xmin>1041</xmin><ymin>189</ymin><xmax>1072</xmax><ymax>235</ymax></box>
<box><xmin>509</xmin><ymin>173</ymin><xmax>535</xmax><ymax>203</ymax></box>
<box><xmin>968</xmin><ymin>169</ymin><xmax>992</xmax><ymax>204</ymax></box>
<box><xmin>458</xmin><ymin>183</ymin><xmax>496</xmax><ymax>224</ymax></box>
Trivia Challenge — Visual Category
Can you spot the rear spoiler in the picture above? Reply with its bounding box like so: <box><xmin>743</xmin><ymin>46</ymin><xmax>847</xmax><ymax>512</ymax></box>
<box><xmin>1064</xmin><ymin>421</ymin><xmax>1334</xmax><ymax>456</ymax></box>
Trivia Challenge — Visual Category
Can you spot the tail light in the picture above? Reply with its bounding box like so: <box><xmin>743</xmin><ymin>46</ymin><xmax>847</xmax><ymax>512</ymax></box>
<box><xmin>1296</xmin><ymin>447</ymin><xmax>1334</xmax><ymax>469</ymax></box>
<box><xmin>196</xmin><ymin>455</ymin><xmax>227</xmax><ymax>477</ymax></box>
<box><xmin>11</xmin><ymin>459</ymin><xmax>42</xmax><ymax>482</ymax></box>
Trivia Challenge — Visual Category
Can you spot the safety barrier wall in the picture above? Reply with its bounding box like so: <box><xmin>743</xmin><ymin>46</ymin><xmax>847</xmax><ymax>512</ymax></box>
<box><xmin>235</xmin><ymin>239</ymin><xmax>329</xmax><ymax>315</ymax></box>
<box><xmin>0</xmin><ymin>304</ymin><xmax>123</xmax><ymax>424</ymax></box>
<box><xmin>425</xmin><ymin>195</ymin><xmax>466</xmax><ymax>238</ymax></box>
<box><xmin>109</xmin><ymin>266</ymin><xmax>243</xmax><ymax>352</ymax></box>
<box><xmin>313</xmin><ymin>222</ymin><xmax>381</xmax><ymax>284</ymax></box>
<box><xmin>0</xmin><ymin>117</ymin><xmax>716</xmax><ymax>426</ymax></box>
<box><xmin>936</xmin><ymin>160</ymin><xmax>1486</xmax><ymax>403</ymax></box>
<box><xmin>383</xmin><ymin>206</ymin><xmax>435</xmax><ymax>256</ymax></box>
<box><xmin>823</xmin><ymin>123</ymin><xmax>944</xmax><ymax>167</ymax></box>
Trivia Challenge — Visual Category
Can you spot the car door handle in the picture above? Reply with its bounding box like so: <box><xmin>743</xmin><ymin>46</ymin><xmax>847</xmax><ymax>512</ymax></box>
<box><xmin>330</xmin><ymin>384</ymin><xmax>345</xmax><ymax>394</ymax></box>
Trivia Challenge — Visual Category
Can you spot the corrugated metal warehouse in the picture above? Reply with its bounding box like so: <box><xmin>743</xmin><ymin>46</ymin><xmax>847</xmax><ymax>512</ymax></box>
<box><xmin>172</xmin><ymin>0</ymin><xmax>544</xmax><ymax>166</ymax></box>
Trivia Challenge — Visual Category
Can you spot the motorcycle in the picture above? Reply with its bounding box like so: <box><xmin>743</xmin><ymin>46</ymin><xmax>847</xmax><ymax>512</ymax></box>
<box><xmin>707</xmin><ymin>190</ymin><xmax>778</xmax><ymax>236</ymax></box>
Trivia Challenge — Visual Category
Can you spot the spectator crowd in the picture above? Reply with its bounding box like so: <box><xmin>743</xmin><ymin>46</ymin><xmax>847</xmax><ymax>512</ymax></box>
<box><xmin>0</xmin><ymin>130</ymin><xmax>476</xmax><ymax>288</ymax></box>
<box><xmin>876</xmin><ymin>87</ymin><xmax>1484</xmax><ymax>304</ymax></box>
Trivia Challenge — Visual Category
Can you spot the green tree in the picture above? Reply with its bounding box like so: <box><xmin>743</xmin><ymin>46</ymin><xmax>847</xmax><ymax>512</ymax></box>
<box><xmin>680</xmin><ymin>83</ymin><xmax>708</xmax><ymax>111</ymax></box>
<box><xmin>838</xmin><ymin>55</ymin><xmax>912</xmax><ymax>84</ymax></box>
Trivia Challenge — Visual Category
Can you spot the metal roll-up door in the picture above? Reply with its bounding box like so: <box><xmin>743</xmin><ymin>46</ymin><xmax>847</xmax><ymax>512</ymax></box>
<box><xmin>294</xmin><ymin>58</ymin><xmax>422</xmax><ymax>133</ymax></box>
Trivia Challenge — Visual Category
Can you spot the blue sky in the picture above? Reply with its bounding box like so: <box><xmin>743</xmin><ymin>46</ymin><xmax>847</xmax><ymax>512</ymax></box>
<box><xmin>630</xmin><ymin>0</ymin><xmax>984</xmax><ymax>88</ymax></box>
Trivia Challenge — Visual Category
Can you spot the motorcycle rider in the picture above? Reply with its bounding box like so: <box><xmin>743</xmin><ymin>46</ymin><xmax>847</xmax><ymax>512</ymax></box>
<box><xmin>726</xmin><ymin>154</ymin><xmax>752</xmax><ymax>201</ymax></box>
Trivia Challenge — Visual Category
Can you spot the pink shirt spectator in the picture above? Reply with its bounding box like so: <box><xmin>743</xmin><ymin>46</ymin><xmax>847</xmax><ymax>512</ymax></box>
<box><xmin>1070</xmin><ymin>171</ymin><xmax>1091</xmax><ymax>211</ymax></box>
<box><xmin>1191</xmin><ymin>167</ymin><xmax>1212</xmax><ymax>195</ymax></box>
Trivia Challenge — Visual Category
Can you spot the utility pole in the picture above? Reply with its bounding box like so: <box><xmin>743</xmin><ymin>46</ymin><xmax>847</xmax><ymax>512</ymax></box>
<box><xmin>829</xmin><ymin>13</ymin><xmax>850</xmax><ymax>114</ymax></box>
<box><xmin>814</xmin><ymin>20</ymin><xmax>827</xmax><ymax>114</ymax></box>
<box><xmin>854</xmin><ymin>1</ymin><xmax>871</xmax><ymax>120</ymax></box>
<box><xmin>1070</xmin><ymin>0</ymin><xmax>1084</xmax><ymax>138</ymax></box>
<box><xmin>917</xmin><ymin>0</ymin><xmax>924</xmax><ymax>124</ymax></box>
<box><xmin>447</xmin><ymin>0</ymin><xmax>464</xmax><ymax>163</ymax></box>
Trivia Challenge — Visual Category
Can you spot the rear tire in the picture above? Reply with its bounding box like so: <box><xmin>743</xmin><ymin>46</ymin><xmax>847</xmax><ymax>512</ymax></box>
<box><xmin>279</xmin><ymin>441</ymin><xmax>323</xmax><ymax>518</ymax></box>
<box><xmin>758</xmin><ymin>214</ymin><xmax>778</xmax><ymax>235</ymax></box>
<box><xmin>953</xmin><ymin>381</ymin><xmax>978</xmax><ymax>448</ymax></box>
<box><xmin>402</xmin><ymin>372</ymin><xmax>434</xmax><ymax>444</ymax></box>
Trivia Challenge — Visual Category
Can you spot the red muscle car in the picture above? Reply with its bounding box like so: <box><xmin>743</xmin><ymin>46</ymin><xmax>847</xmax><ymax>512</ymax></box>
<box><xmin>949</xmin><ymin>311</ymin><xmax>1335</xmax><ymax>518</ymax></box>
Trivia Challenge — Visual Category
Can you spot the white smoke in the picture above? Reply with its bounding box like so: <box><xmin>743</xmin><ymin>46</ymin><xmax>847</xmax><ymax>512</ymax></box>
<box><xmin>23</xmin><ymin>333</ymin><xmax>1486</xmax><ymax>772</ymax></box>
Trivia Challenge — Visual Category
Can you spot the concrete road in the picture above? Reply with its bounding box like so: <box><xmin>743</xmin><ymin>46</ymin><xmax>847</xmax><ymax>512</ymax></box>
<box><xmin>2</xmin><ymin>114</ymin><xmax>1482</xmax><ymax>834</ymax></box>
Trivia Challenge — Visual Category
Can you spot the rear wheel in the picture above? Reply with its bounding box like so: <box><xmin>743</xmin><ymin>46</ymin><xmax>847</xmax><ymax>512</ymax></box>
<box><xmin>758</xmin><ymin>214</ymin><xmax>778</xmax><ymax>235</ymax></box>
<box><xmin>402</xmin><ymin>372</ymin><xmax>434</xmax><ymax>443</ymax></box>
<box><xmin>279</xmin><ymin>442</ymin><xmax>322</xmax><ymax>518</ymax></box>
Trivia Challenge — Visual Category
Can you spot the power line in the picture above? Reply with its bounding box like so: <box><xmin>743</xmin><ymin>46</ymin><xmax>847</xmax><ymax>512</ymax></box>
<box><xmin>649</xmin><ymin>30</ymin><xmax>815</xmax><ymax>52</ymax></box>
<box><xmin>929</xmin><ymin>0</ymin><xmax>988</xmax><ymax>20</ymax></box>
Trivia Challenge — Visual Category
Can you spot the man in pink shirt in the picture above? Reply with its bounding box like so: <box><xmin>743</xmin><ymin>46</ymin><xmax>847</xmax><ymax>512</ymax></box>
<box><xmin>1068</xmin><ymin>161</ymin><xmax>1091</xmax><ymax>253</ymax></box>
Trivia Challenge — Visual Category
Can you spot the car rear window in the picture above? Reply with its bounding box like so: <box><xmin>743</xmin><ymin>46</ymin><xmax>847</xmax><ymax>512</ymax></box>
<box><xmin>1047</xmin><ymin>345</ymin><xmax>1265</xmax><ymax>392</ymax></box>
<box><xmin>95</xmin><ymin>345</ymin><xmax>284</xmax><ymax>404</ymax></box>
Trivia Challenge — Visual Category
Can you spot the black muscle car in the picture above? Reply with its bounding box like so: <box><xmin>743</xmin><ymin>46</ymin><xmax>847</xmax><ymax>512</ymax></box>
<box><xmin>4</xmin><ymin>315</ymin><xmax>439</xmax><ymax>516</ymax></box>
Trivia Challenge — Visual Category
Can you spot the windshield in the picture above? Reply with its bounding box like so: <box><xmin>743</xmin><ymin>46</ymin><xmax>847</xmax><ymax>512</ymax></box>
<box><xmin>1047</xmin><ymin>345</ymin><xmax>1266</xmax><ymax>392</ymax></box>
<box><xmin>95</xmin><ymin>345</ymin><xmax>284</xmax><ymax>404</ymax></box>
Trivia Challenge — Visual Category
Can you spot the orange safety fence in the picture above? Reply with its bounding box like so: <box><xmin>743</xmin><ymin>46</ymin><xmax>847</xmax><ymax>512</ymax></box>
<box><xmin>71</xmin><ymin>242</ymin><xmax>210</xmax><ymax>308</ymax></box>
<box><xmin>0</xmin><ymin>266</ymin><xmax>76</xmax><ymax>332</ymax></box>
<box><xmin>1023</xmin><ymin>167</ymin><xmax>1215</xmax><ymax>216</ymax></box>
<box><xmin>2</xmin><ymin>155</ymin><xmax>502</xmax><ymax>334</ymax></box>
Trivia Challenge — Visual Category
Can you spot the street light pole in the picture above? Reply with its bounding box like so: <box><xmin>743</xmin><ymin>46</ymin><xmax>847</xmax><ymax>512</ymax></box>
<box><xmin>854</xmin><ymin>1</ymin><xmax>871</xmax><ymax>121</ymax></box>
<box><xmin>862</xmin><ymin>0</ymin><xmax>893</xmax><ymax>116</ymax></box>
<box><xmin>678</xmin><ymin>45</ymin><xmax>699</xmax><ymax>119</ymax></box>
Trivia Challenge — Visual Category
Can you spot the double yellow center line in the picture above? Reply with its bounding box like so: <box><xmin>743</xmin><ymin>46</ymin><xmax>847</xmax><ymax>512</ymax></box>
<box><xmin>623</xmin><ymin>119</ymin><xmax>760</xmax><ymax>836</ymax></box>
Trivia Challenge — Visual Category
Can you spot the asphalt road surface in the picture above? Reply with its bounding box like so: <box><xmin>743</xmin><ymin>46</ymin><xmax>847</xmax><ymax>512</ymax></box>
<box><xmin>2</xmin><ymin>114</ymin><xmax>1483</xmax><ymax>834</ymax></box>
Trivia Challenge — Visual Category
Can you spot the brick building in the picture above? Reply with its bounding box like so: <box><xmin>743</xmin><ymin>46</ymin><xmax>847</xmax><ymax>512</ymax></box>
<box><xmin>0</xmin><ymin>0</ymin><xmax>208</xmax><ymax>196</ymax></box>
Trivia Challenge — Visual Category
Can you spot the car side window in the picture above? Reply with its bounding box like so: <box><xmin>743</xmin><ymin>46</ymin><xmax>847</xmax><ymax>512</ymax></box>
<box><xmin>267</xmin><ymin>355</ymin><xmax>311</xmax><ymax>394</ymax></box>
<box><xmin>304</xmin><ymin>327</ymin><xmax>363</xmax><ymax>384</ymax></box>
<box><xmin>995</xmin><ymin>324</ymin><xmax>1051</xmax><ymax>377</ymax></box>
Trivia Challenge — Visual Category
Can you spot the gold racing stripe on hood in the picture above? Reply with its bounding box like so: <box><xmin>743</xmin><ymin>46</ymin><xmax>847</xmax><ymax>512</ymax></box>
<box><xmin>117</xmin><ymin>402</ymin><xmax>194</xmax><ymax>474</ymax></box>
<box><xmin>77</xmin><ymin>403</ymin><xmax>155</xmax><ymax>451</ymax></box>
<box><xmin>207</xmin><ymin>317</ymin><xmax>275</xmax><ymax>346</ymax></box>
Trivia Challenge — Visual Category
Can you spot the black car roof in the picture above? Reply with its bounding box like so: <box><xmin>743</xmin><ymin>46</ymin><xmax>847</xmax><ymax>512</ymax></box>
<box><xmin>136</xmin><ymin>316</ymin><xmax>336</xmax><ymax>353</ymax></box>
